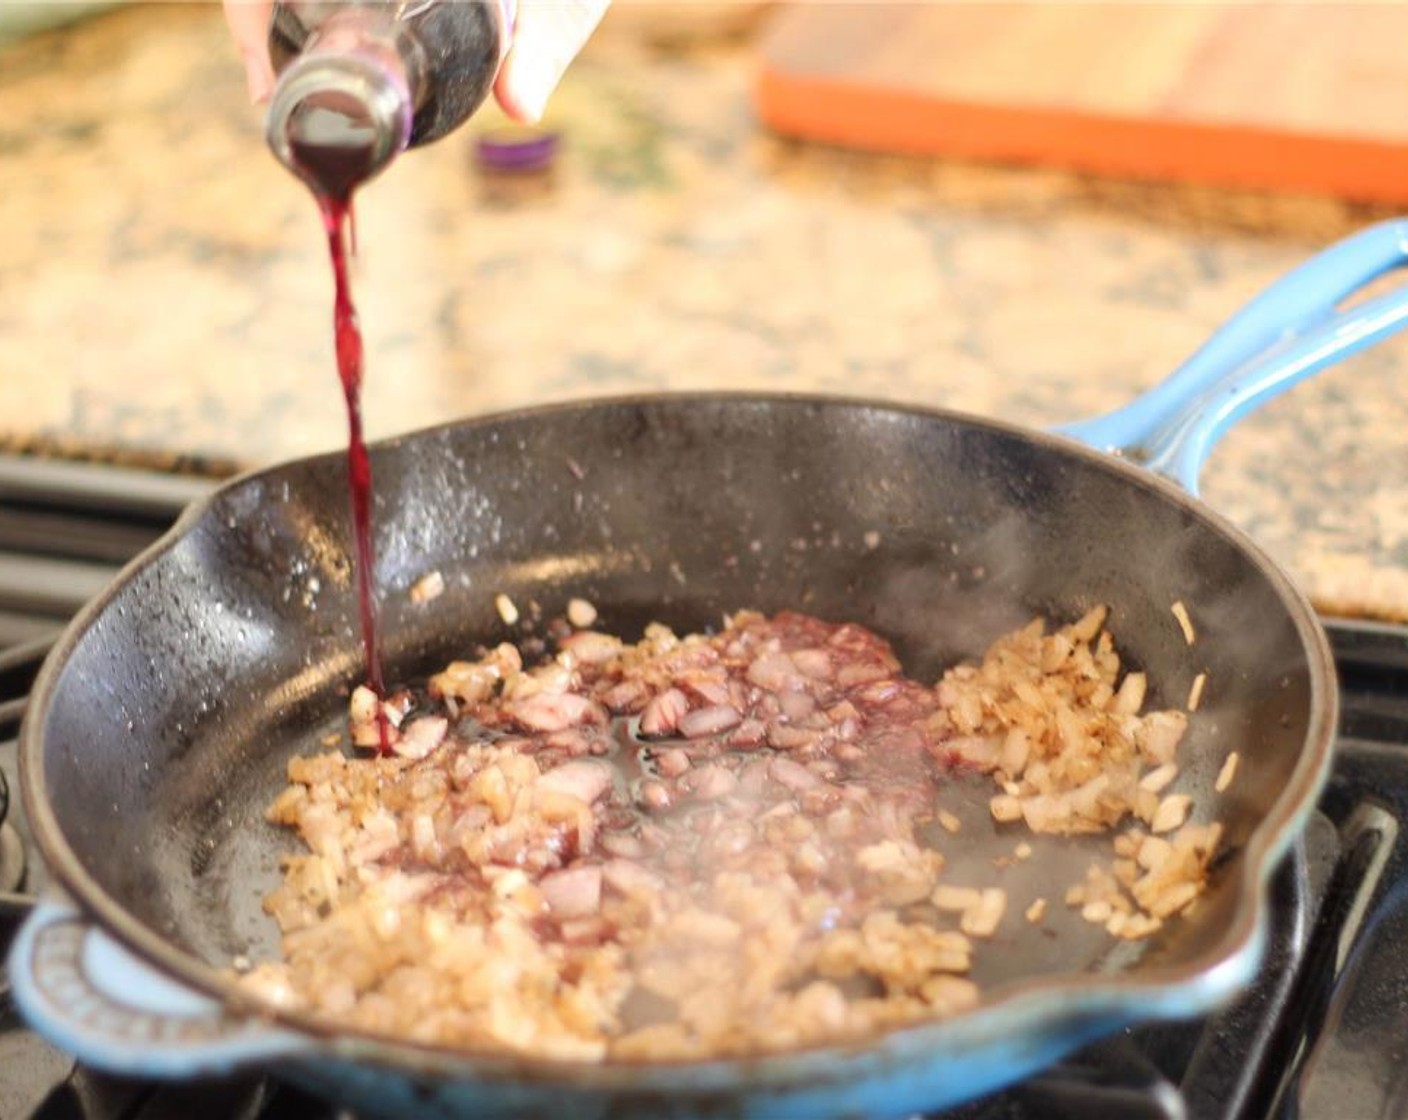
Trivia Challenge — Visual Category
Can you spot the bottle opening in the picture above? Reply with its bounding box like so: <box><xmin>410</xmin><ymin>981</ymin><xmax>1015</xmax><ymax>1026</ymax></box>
<box><xmin>266</xmin><ymin>48</ymin><xmax>413</xmax><ymax>199</ymax></box>
<box><xmin>286</xmin><ymin>93</ymin><xmax>383</xmax><ymax>199</ymax></box>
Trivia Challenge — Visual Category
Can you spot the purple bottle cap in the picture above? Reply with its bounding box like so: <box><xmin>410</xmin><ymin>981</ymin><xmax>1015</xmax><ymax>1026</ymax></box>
<box><xmin>475</xmin><ymin>128</ymin><xmax>560</xmax><ymax>174</ymax></box>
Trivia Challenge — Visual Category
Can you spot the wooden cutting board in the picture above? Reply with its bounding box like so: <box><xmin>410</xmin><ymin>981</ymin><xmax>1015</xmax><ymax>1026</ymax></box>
<box><xmin>755</xmin><ymin>3</ymin><xmax>1408</xmax><ymax>202</ymax></box>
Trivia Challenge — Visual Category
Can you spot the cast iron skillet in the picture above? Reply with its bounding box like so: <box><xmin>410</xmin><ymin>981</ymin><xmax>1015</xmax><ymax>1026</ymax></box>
<box><xmin>11</xmin><ymin>221</ymin><xmax>1408</xmax><ymax>1119</ymax></box>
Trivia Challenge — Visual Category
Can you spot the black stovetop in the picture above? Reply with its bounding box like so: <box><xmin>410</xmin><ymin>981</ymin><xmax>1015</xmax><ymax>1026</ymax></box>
<box><xmin>0</xmin><ymin>455</ymin><xmax>1406</xmax><ymax>1120</ymax></box>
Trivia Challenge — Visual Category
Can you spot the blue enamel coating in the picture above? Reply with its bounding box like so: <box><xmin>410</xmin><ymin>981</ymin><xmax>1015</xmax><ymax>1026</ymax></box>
<box><xmin>1061</xmin><ymin>218</ymin><xmax>1408</xmax><ymax>493</ymax></box>
<box><xmin>9</xmin><ymin>899</ymin><xmax>313</xmax><ymax>1076</ymax></box>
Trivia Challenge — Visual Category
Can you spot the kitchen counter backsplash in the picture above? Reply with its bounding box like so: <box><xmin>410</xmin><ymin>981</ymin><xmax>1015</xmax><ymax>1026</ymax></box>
<box><xmin>2</xmin><ymin>4</ymin><xmax>1406</xmax><ymax>621</ymax></box>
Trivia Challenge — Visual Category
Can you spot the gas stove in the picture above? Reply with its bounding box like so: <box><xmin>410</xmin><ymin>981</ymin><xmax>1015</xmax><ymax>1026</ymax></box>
<box><xmin>0</xmin><ymin>454</ymin><xmax>1405</xmax><ymax>1120</ymax></box>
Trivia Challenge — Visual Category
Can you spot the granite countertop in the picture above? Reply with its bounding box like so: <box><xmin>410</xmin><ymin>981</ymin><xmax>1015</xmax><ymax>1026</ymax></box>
<box><xmin>2</xmin><ymin>3</ymin><xmax>1407</xmax><ymax>620</ymax></box>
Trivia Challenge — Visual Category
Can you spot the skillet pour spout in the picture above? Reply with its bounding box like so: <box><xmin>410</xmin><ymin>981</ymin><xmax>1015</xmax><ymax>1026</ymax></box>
<box><xmin>13</xmin><ymin>218</ymin><xmax>1408</xmax><ymax>1118</ymax></box>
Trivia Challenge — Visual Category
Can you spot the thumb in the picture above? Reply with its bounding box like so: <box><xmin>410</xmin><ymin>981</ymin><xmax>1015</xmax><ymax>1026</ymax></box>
<box><xmin>494</xmin><ymin>0</ymin><xmax>610</xmax><ymax>124</ymax></box>
<box><xmin>223</xmin><ymin>0</ymin><xmax>276</xmax><ymax>103</ymax></box>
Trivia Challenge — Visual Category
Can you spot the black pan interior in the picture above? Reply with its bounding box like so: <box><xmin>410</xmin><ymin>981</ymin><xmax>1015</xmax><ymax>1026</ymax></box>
<box><xmin>28</xmin><ymin>396</ymin><xmax>1320</xmax><ymax>1000</ymax></box>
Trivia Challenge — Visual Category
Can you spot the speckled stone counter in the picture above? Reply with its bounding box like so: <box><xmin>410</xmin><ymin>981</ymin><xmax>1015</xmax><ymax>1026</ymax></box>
<box><xmin>2</xmin><ymin>3</ymin><xmax>1407</xmax><ymax>620</ymax></box>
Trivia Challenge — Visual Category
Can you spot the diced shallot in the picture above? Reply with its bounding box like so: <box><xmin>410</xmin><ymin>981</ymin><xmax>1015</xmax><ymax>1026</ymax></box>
<box><xmin>540</xmin><ymin>865</ymin><xmax>602</xmax><ymax>918</ymax></box>
<box><xmin>349</xmin><ymin>684</ymin><xmax>379</xmax><ymax>724</ymax></box>
<box><xmin>778</xmin><ymin>690</ymin><xmax>817</xmax><ymax>723</ymax></box>
<box><xmin>254</xmin><ymin>604</ymin><xmax>1221</xmax><ymax>1066</ymax></box>
<box><xmin>637</xmin><ymin>779</ymin><xmax>673</xmax><ymax>812</ymax></box>
<box><xmin>536</xmin><ymin>760</ymin><xmax>613</xmax><ymax>804</ymax></box>
<box><xmin>1136</xmin><ymin>711</ymin><xmax>1188</xmax><ymax>766</ymax></box>
<box><xmin>602</xmin><ymin>858</ymin><xmax>664</xmax><ymax>897</ymax></box>
<box><xmin>791</xmin><ymin>648</ymin><xmax>834</xmax><ymax>679</ymax></box>
<box><xmin>508</xmin><ymin>692</ymin><xmax>601</xmax><ymax>733</ymax></box>
<box><xmin>639</xmin><ymin>688</ymin><xmax>689</xmax><ymax>737</ymax></box>
<box><xmin>748</xmin><ymin>651</ymin><xmax>804</xmax><ymax>692</ymax></box>
<box><xmin>566</xmin><ymin>598</ymin><xmax>598</xmax><ymax>628</ymax></box>
<box><xmin>558</xmin><ymin>630</ymin><xmax>622</xmax><ymax>665</ymax></box>
<box><xmin>682</xmin><ymin>764</ymin><xmax>739</xmax><ymax>801</ymax></box>
<box><xmin>768</xmin><ymin>722</ymin><xmax>820</xmax><ymax>750</ymax></box>
<box><xmin>770</xmin><ymin>756</ymin><xmax>823</xmax><ymax>793</ymax></box>
<box><xmin>679</xmin><ymin>704</ymin><xmax>743</xmax><ymax>739</ymax></box>
<box><xmin>653</xmin><ymin>748</ymin><xmax>691</xmax><ymax>778</ymax></box>
<box><xmin>393</xmin><ymin>716</ymin><xmax>448</xmax><ymax>760</ymax></box>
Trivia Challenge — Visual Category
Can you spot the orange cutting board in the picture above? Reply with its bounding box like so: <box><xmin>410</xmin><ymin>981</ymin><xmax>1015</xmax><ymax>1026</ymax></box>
<box><xmin>755</xmin><ymin>3</ymin><xmax>1408</xmax><ymax>203</ymax></box>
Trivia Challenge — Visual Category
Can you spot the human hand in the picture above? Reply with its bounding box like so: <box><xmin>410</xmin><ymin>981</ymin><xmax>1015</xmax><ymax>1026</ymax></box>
<box><xmin>222</xmin><ymin>0</ymin><xmax>609</xmax><ymax>123</ymax></box>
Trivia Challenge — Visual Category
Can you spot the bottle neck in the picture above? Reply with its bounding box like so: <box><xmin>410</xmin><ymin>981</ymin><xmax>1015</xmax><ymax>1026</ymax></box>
<box><xmin>265</xmin><ymin>10</ymin><xmax>422</xmax><ymax>197</ymax></box>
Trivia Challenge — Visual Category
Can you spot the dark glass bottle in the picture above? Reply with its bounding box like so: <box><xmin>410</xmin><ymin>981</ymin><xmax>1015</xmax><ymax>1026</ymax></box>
<box><xmin>265</xmin><ymin>0</ymin><xmax>509</xmax><ymax>193</ymax></box>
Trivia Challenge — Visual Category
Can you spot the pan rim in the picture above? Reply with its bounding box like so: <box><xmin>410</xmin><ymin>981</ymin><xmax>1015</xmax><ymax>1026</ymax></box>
<box><xmin>18</xmin><ymin>389</ymin><xmax>1338</xmax><ymax>1085</ymax></box>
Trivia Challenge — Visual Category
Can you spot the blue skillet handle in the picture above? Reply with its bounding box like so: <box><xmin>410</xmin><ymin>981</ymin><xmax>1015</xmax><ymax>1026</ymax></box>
<box><xmin>8</xmin><ymin>896</ymin><xmax>316</xmax><ymax>1077</ymax></box>
<box><xmin>1059</xmin><ymin>219</ymin><xmax>1408</xmax><ymax>494</ymax></box>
